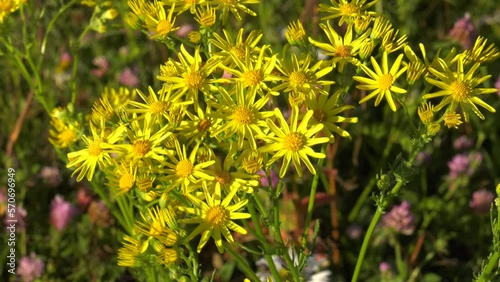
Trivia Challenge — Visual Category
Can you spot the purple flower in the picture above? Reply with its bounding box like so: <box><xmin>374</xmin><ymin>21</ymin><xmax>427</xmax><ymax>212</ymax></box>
<box><xmin>469</xmin><ymin>189</ymin><xmax>495</xmax><ymax>214</ymax></box>
<box><xmin>449</xmin><ymin>13</ymin><xmax>478</xmax><ymax>49</ymax></box>
<box><xmin>382</xmin><ymin>201</ymin><xmax>415</xmax><ymax>235</ymax></box>
<box><xmin>379</xmin><ymin>261</ymin><xmax>391</xmax><ymax>273</ymax></box>
<box><xmin>17</xmin><ymin>253</ymin><xmax>44</xmax><ymax>282</ymax></box>
<box><xmin>346</xmin><ymin>224</ymin><xmax>362</xmax><ymax>240</ymax></box>
<box><xmin>257</xmin><ymin>169</ymin><xmax>279</xmax><ymax>188</ymax></box>
<box><xmin>453</xmin><ymin>135</ymin><xmax>474</xmax><ymax>151</ymax></box>
<box><xmin>50</xmin><ymin>195</ymin><xmax>78</xmax><ymax>231</ymax></box>
<box><xmin>119</xmin><ymin>67</ymin><xmax>140</xmax><ymax>88</ymax></box>
<box><xmin>448</xmin><ymin>153</ymin><xmax>470</xmax><ymax>179</ymax></box>
<box><xmin>91</xmin><ymin>56</ymin><xmax>109</xmax><ymax>77</ymax></box>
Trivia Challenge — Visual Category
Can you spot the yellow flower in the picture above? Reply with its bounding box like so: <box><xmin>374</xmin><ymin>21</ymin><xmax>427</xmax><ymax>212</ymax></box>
<box><xmin>158</xmin><ymin>141</ymin><xmax>215</xmax><ymax>190</ymax></box>
<box><xmin>128</xmin><ymin>0</ymin><xmax>156</xmax><ymax>21</ymax></box>
<box><xmin>135</xmin><ymin>206</ymin><xmax>178</xmax><ymax>246</ymax></box>
<box><xmin>370</xmin><ymin>16</ymin><xmax>392</xmax><ymax>41</ymax></box>
<box><xmin>188</xmin><ymin>30</ymin><xmax>202</xmax><ymax>43</ymax></box>
<box><xmin>178</xmin><ymin>185</ymin><xmax>251</xmax><ymax>253</ymax></box>
<box><xmin>443</xmin><ymin>112</ymin><xmax>463</xmax><ymax>129</ymax></box>
<box><xmin>203</xmin><ymin>153</ymin><xmax>259</xmax><ymax>194</ymax></box>
<box><xmin>259</xmin><ymin>107</ymin><xmax>329</xmax><ymax>178</ymax></box>
<box><xmin>117</xmin><ymin>235</ymin><xmax>145</xmax><ymax>267</ymax></box>
<box><xmin>210</xmin><ymin>0</ymin><xmax>259</xmax><ymax>23</ymax></box>
<box><xmin>145</xmin><ymin>1</ymin><xmax>179</xmax><ymax>40</ymax></box>
<box><xmin>165</xmin><ymin>0</ymin><xmax>205</xmax><ymax>15</ymax></box>
<box><xmin>49</xmin><ymin>119</ymin><xmax>80</xmax><ymax>148</ymax></box>
<box><xmin>318</xmin><ymin>0</ymin><xmax>378</xmax><ymax>25</ymax></box>
<box><xmin>273</xmin><ymin>53</ymin><xmax>334</xmax><ymax>98</ymax></box>
<box><xmin>211</xmin><ymin>28</ymin><xmax>263</xmax><ymax>67</ymax></box>
<box><xmin>285</xmin><ymin>20</ymin><xmax>306</xmax><ymax>45</ymax></box>
<box><xmin>177</xmin><ymin>104</ymin><xmax>220</xmax><ymax>145</ymax></box>
<box><xmin>157</xmin><ymin>45</ymin><xmax>221</xmax><ymax>109</ymax></box>
<box><xmin>124</xmin><ymin>117</ymin><xmax>172</xmax><ymax>164</ymax></box>
<box><xmin>127</xmin><ymin>84</ymin><xmax>191</xmax><ymax>124</ymax></box>
<box><xmin>219</xmin><ymin>45</ymin><xmax>279</xmax><ymax>97</ymax></box>
<box><xmin>381</xmin><ymin>28</ymin><xmax>407</xmax><ymax>53</ymax></box>
<box><xmin>106</xmin><ymin>161</ymin><xmax>137</xmax><ymax>197</ymax></box>
<box><xmin>463</xmin><ymin>36</ymin><xmax>500</xmax><ymax>64</ymax></box>
<box><xmin>0</xmin><ymin>0</ymin><xmax>21</xmax><ymax>23</ymax></box>
<box><xmin>353</xmin><ymin>52</ymin><xmax>407</xmax><ymax>111</ymax></box>
<box><xmin>195</xmin><ymin>4</ymin><xmax>216</xmax><ymax>27</ymax></box>
<box><xmin>309</xmin><ymin>22</ymin><xmax>370</xmax><ymax>72</ymax></box>
<box><xmin>422</xmin><ymin>57</ymin><xmax>497</xmax><ymax>122</ymax></box>
<box><xmin>417</xmin><ymin>101</ymin><xmax>434</xmax><ymax>125</ymax></box>
<box><xmin>306</xmin><ymin>89</ymin><xmax>358</xmax><ymax>141</ymax></box>
<box><xmin>210</xmin><ymin>86</ymin><xmax>274</xmax><ymax>150</ymax></box>
<box><xmin>67</xmin><ymin>119</ymin><xmax>127</xmax><ymax>182</ymax></box>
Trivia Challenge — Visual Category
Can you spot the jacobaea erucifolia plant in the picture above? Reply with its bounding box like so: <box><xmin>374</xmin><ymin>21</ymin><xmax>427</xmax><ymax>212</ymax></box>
<box><xmin>2</xmin><ymin>0</ymin><xmax>500</xmax><ymax>281</ymax></box>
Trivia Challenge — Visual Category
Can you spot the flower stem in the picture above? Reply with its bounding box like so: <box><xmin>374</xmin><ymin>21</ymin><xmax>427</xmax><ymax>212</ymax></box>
<box><xmin>223</xmin><ymin>242</ymin><xmax>261</xmax><ymax>282</ymax></box>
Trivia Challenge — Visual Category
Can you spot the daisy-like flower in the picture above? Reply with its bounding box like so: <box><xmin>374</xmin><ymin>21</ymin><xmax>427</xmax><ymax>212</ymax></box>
<box><xmin>127</xmin><ymin>85</ymin><xmax>191</xmax><ymax>124</ymax></box>
<box><xmin>124</xmin><ymin>117</ymin><xmax>172</xmax><ymax>164</ymax></box>
<box><xmin>128</xmin><ymin>0</ymin><xmax>156</xmax><ymax>21</ymax></box>
<box><xmin>273</xmin><ymin>53</ymin><xmax>334</xmax><ymax>98</ymax></box>
<box><xmin>176</xmin><ymin>104</ymin><xmax>220</xmax><ymax>145</ymax></box>
<box><xmin>309</xmin><ymin>22</ymin><xmax>371</xmax><ymax>72</ymax></box>
<box><xmin>67</xmin><ymin>119</ymin><xmax>127</xmax><ymax>182</ymax></box>
<box><xmin>443</xmin><ymin>112</ymin><xmax>463</xmax><ymax>129</ymax></box>
<box><xmin>318</xmin><ymin>0</ymin><xmax>378</xmax><ymax>25</ymax></box>
<box><xmin>462</xmin><ymin>36</ymin><xmax>500</xmax><ymax>64</ymax></box>
<box><xmin>210</xmin><ymin>86</ymin><xmax>274</xmax><ymax>150</ymax></box>
<box><xmin>285</xmin><ymin>20</ymin><xmax>307</xmax><ymax>46</ymax></box>
<box><xmin>157</xmin><ymin>45</ymin><xmax>221</xmax><ymax>109</ymax></box>
<box><xmin>353</xmin><ymin>52</ymin><xmax>407</xmax><ymax>111</ymax></box>
<box><xmin>117</xmin><ymin>235</ymin><xmax>144</xmax><ymax>267</ymax></box>
<box><xmin>158</xmin><ymin>140</ymin><xmax>215</xmax><ymax>191</ymax></box>
<box><xmin>106</xmin><ymin>161</ymin><xmax>137</xmax><ymax>197</ymax></box>
<box><xmin>306</xmin><ymin>89</ymin><xmax>358</xmax><ymax>141</ymax></box>
<box><xmin>203</xmin><ymin>151</ymin><xmax>259</xmax><ymax>194</ymax></box>
<box><xmin>211</xmin><ymin>28</ymin><xmax>263</xmax><ymax>67</ymax></box>
<box><xmin>422</xmin><ymin>57</ymin><xmax>497</xmax><ymax>122</ymax></box>
<box><xmin>219</xmin><ymin>45</ymin><xmax>280</xmax><ymax>97</ymax></box>
<box><xmin>144</xmin><ymin>1</ymin><xmax>179</xmax><ymax>40</ymax></box>
<box><xmin>178</xmin><ymin>184</ymin><xmax>251</xmax><ymax>253</ymax></box>
<box><xmin>259</xmin><ymin>107</ymin><xmax>330</xmax><ymax>178</ymax></box>
<box><xmin>209</xmin><ymin>0</ymin><xmax>259</xmax><ymax>23</ymax></box>
<box><xmin>49</xmin><ymin>119</ymin><xmax>80</xmax><ymax>148</ymax></box>
<box><xmin>195</xmin><ymin>4</ymin><xmax>217</xmax><ymax>28</ymax></box>
<box><xmin>135</xmin><ymin>206</ymin><xmax>178</xmax><ymax>246</ymax></box>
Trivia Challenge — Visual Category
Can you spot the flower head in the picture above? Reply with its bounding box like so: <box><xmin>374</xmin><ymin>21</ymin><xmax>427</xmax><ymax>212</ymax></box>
<box><xmin>50</xmin><ymin>195</ymin><xmax>78</xmax><ymax>232</ymax></box>
<box><xmin>178</xmin><ymin>185</ymin><xmax>251</xmax><ymax>253</ymax></box>
<box><xmin>259</xmin><ymin>107</ymin><xmax>329</xmax><ymax>178</ymax></box>
<box><xmin>448</xmin><ymin>13</ymin><xmax>477</xmax><ymax>49</ymax></box>
<box><xmin>353</xmin><ymin>52</ymin><xmax>407</xmax><ymax>111</ymax></box>
<box><xmin>422</xmin><ymin>57</ymin><xmax>497</xmax><ymax>122</ymax></box>
<box><xmin>382</xmin><ymin>201</ymin><xmax>415</xmax><ymax>235</ymax></box>
<box><xmin>319</xmin><ymin>0</ymin><xmax>378</xmax><ymax>25</ymax></box>
<box><xmin>285</xmin><ymin>20</ymin><xmax>306</xmax><ymax>45</ymax></box>
<box><xmin>17</xmin><ymin>253</ymin><xmax>44</xmax><ymax>282</ymax></box>
<box><xmin>469</xmin><ymin>189</ymin><xmax>495</xmax><ymax>214</ymax></box>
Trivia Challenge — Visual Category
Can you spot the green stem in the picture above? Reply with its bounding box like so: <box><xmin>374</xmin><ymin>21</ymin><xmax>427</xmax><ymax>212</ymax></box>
<box><xmin>89</xmin><ymin>181</ymin><xmax>129</xmax><ymax>232</ymax></box>
<box><xmin>394</xmin><ymin>240</ymin><xmax>406</xmax><ymax>278</ymax></box>
<box><xmin>223</xmin><ymin>242</ymin><xmax>261</xmax><ymax>282</ymax></box>
<box><xmin>272</xmin><ymin>180</ymin><xmax>302</xmax><ymax>281</ymax></box>
<box><xmin>71</xmin><ymin>23</ymin><xmax>94</xmax><ymax>104</ymax></box>
<box><xmin>476</xmin><ymin>252</ymin><xmax>500</xmax><ymax>282</ymax></box>
<box><xmin>40</xmin><ymin>0</ymin><xmax>79</xmax><ymax>56</ymax></box>
<box><xmin>351</xmin><ymin>177</ymin><xmax>405</xmax><ymax>282</ymax></box>
<box><xmin>247</xmin><ymin>202</ymin><xmax>282</xmax><ymax>281</ymax></box>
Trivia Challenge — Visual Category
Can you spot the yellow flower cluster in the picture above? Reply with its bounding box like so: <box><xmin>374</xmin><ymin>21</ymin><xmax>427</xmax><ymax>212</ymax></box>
<box><xmin>0</xmin><ymin>0</ymin><xmax>24</xmax><ymax>23</ymax></box>
<box><xmin>58</xmin><ymin>0</ymin><xmax>500</xmax><ymax>271</ymax></box>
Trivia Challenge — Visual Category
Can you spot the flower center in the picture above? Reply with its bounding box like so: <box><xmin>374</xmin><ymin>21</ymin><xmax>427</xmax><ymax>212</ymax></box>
<box><xmin>231</xmin><ymin>44</ymin><xmax>246</xmax><ymax>60</ymax></box>
<box><xmin>313</xmin><ymin>109</ymin><xmax>327</xmax><ymax>123</ymax></box>
<box><xmin>184</xmin><ymin>71</ymin><xmax>204</xmax><ymax>90</ymax></box>
<box><xmin>176</xmin><ymin>159</ymin><xmax>194</xmax><ymax>178</ymax></box>
<box><xmin>133</xmin><ymin>140</ymin><xmax>151</xmax><ymax>157</ymax></box>
<box><xmin>88</xmin><ymin>139</ymin><xmax>103</xmax><ymax>156</ymax></box>
<box><xmin>340</xmin><ymin>3</ymin><xmax>359</xmax><ymax>16</ymax></box>
<box><xmin>197</xmin><ymin>118</ymin><xmax>211</xmax><ymax>132</ymax></box>
<box><xmin>157</xmin><ymin>19</ymin><xmax>173</xmax><ymax>35</ymax></box>
<box><xmin>119</xmin><ymin>173</ymin><xmax>135</xmax><ymax>190</ymax></box>
<box><xmin>0</xmin><ymin>2</ymin><xmax>13</xmax><ymax>11</ymax></box>
<box><xmin>59</xmin><ymin>129</ymin><xmax>76</xmax><ymax>143</ymax></box>
<box><xmin>206</xmin><ymin>206</ymin><xmax>228</xmax><ymax>226</ymax></box>
<box><xmin>232</xmin><ymin>106</ymin><xmax>254</xmax><ymax>125</ymax></box>
<box><xmin>151</xmin><ymin>101</ymin><xmax>168</xmax><ymax>114</ymax></box>
<box><xmin>289</xmin><ymin>71</ymin><xmax>308</xmax><ymax>88</ymax></box>
<box><xmin>284</xmin><ymin>132</ymin><xmax>305</xmax><ymax>152</ymax></box>
<box><xmin>335</xmin><ymin>45</ymin><xmax>352</xmax><ymax>58</ymax></box>
<box><xmin>215</xmin><ymin>171</ymin><xmax>232</xmax><ymax>186</ymax></box>
<box><xmin>450</xmin><ymin>80</ymin><xmax>471</xmax><ymax>101</ymax></box>
<box><xmin>377</xmin><ymin>74</ymin><xmax>393</xmax><ymax>91</ymax></box>
<box><xmin>242</xmin><ymin>70</ymin><xmax>263</xmax><ymax>87</ymax></box>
